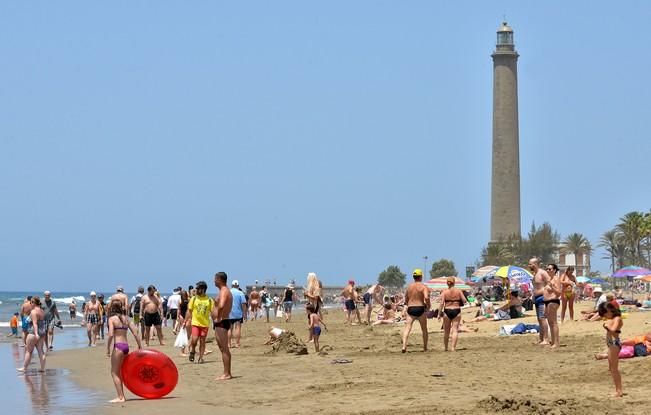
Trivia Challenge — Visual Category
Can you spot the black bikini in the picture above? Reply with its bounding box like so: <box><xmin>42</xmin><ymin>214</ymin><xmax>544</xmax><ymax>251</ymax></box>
<box><xmin>443</xmin><ymin>296</ymin><xmax>464</xmax><ymax>320</ymax></box>
<box><xmin>407</xmin><ymin>306</ymin><xmax>425</xmax><ymax>317</ymax></box>
<box><xmin>544</xmin><ymin>299</ymin><xmax>561</xmax><ymax>306</ymax></box>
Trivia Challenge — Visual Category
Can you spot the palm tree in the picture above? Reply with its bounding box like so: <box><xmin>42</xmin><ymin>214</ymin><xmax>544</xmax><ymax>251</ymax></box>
<box><xmin>598</xmin><ymin>229</ymin><xmax>619</xmax><ymax>273</ymax></box>
<box><xmin>561</xmin><ymin>233</ymin><xmax>592</xmax><ymax>275</ymax></box>
<box><xmin>481</xmin><ymin>243</ymin><xmax>511</xmax><ymax>266</ymax></box>
<box><xmin>616</xmin><ymin>211</ymin><xmax>645</xmax><ymax>266</ymax></box>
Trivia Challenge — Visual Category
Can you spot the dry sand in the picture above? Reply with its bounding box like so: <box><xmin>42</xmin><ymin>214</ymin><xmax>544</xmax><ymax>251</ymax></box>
<box><xmin>47</xmin><ymin>303</ymin><xmax>651</xmax><ymax>415</ymax></box>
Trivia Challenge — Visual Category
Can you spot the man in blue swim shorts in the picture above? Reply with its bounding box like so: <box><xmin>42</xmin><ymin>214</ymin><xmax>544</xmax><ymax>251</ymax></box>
<box><xmin>341</xmin><ymin>280</ymin><xmax>362</xmax><ymax>325</ymax></box>
<box><xmin>529</xmin><ymin>258</ymin><xmax>551</xmax><ymax>345</ymax></box>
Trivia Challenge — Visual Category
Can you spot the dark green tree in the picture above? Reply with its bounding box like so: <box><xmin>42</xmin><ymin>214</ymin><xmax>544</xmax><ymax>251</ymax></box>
<box><xmin>378</xmin><ymin>265</ymin><xmax>406</xmax><ymax>288</ymax></box>
<box><xmin>429</xmin><ymin>259</ymin><xmax>457</xmax><ymax>278</ymax></box>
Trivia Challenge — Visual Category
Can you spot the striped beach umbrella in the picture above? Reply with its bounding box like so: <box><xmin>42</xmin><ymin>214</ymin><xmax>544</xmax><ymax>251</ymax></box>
<box><xmin>424</xmin><ymin>277</ymin><xmax>472</xmax><ymax>291</ymax></box>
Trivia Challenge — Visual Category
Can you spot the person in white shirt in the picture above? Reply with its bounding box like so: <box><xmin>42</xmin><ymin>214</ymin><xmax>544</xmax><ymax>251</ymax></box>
<box><xmin>167</xmin><ymin>287</ymin><xmax>182</xmax><ymax>334</ymax></box>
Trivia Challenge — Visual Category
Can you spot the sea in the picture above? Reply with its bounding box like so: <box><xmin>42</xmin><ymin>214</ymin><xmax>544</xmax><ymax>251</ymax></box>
<box><xmin>0</xmin><ymin>291</ymin><xmax>110</xmax><ymax>414</ymax></box>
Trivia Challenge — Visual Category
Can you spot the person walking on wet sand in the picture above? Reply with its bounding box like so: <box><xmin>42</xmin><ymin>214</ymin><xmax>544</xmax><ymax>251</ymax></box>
<box><xmin>42</xmin><ymin>291</ymin><xmax>61</xmax><ymax>352</ymax></box>
<box><xmin>20</xmin><ymin>296</ymin><xmax>34</xmax><ymax>347</ymax></box>
<box><xmin>84</xmin><ymin>292</ymin><xmax>102</xmax><ymax>347</ymax></box>
<box><xmin>18</xmin><ymin>296</ymin><xmax>47</xmax><ymax>373</ymax></box>
<box><xmin>212</xmin><ymin>272</ymin><xmax>233</xmax><ymax>380</ymax></box>
<box><xmin>140</xmin><ymin>285</ymin><xmax>165</xmax><ymax>346</ymax></box>
<box><xmin>529</xmin><ymin>258</ymin><xmax>551</xmax><ymax>345</ymax></box>
<box><xmin>438</xmin><ymin>277</ymin><xmax>467</xmax><ymax>352</ymax></box>
<box><xmin>341</xmin><ymin>280</ymin><xmax>362</xmax><ymax>325</ymax></box>
<box><xmin>401</xmin><ymin>269</ymin><xmax>430</xmax><ymax>353</ymax></box>
<box><xmin>105</xmin><ymin>299</ymin><xmax>143</xmax><ymax>403</ymax></box>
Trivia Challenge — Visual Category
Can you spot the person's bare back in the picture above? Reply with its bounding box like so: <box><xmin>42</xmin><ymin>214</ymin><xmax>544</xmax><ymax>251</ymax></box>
<box><xmin>405</xmin><ymin>283</ymin><xmax>428</xmax><ymax>307</ymax></box>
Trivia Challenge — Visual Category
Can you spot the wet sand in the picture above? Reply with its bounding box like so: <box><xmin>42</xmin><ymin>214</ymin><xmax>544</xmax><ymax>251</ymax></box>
<box><xmin>47</xmin><ymin>303</ymin><xmax>651</xmax><ymax>415</ymax></box>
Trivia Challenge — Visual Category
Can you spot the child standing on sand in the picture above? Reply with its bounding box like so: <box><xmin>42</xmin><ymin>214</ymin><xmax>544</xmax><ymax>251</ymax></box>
<box><xmin>598</xmin><ymin>302</ymin><xmax>623</xmax><ymax>397</ymax></box>
<box><xmin>106</xmin><ymin>299</ymin><xmax>142</xmax><ymax>403</ymax></box>
<box><xmin>307</xmin><ymin>304</ymin><xmax>326</xmax><ymax>353</ymax></box>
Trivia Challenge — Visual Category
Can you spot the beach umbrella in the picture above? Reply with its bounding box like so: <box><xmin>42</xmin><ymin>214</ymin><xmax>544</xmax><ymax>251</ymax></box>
<box><xmin>590</xmin><ymin>278</ymin><xmax>606</xmax><ymax>284</ymax></box>
<box><xmin>472</xmin><ymin>266</ymin><xmax>499</xmax><ymax>278</ymax></box>
<box><xmin>640</xmin><ymin>275</ymin><xmax>651</xmax><ymax>283</ymax></box>
<box><xmin>424</xmin><ymin>277</ymin><xmax>472</xmax><ymax>291</ymax></box>
<box><xmin>576</xmin><ymin>276</ymin><xmax>591</xmax><ymax>284</ymax></box>
<box><xmin>612</xmin><ymin>266</ymin><xmax>651</xmax><ymax>278</ymax></box>
<box><xmin>487</xmin><ymin>265</ymin><xmax>533</xmax><ymax>281</ymax></box>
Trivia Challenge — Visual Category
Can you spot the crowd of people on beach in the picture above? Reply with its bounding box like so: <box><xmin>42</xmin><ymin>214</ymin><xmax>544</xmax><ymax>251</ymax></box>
<box><xmin>11</xmin><ymin>258</ymin><xmax>651</xmax><ymax>401</ymax></box>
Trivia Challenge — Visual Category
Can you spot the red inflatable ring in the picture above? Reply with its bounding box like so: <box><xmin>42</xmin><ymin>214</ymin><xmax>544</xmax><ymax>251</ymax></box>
<box><xmin>121</xmin><ymin>349</ymin><xmax>178</xmax><ymax>399</ymax></box>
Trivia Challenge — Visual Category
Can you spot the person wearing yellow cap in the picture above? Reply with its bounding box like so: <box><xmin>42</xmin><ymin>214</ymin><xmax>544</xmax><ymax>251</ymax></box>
<box><xmin>401</xmin><ymin>269</ymin><xmax>430</xmax><ymax>353</ymax></box>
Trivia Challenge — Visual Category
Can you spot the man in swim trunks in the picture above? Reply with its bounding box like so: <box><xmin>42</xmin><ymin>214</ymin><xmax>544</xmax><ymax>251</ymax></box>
<box><xmin>363</xmin><ymin>284</ymin><xmax>385</xmax><ymax>325</ymax></box>
<box><xmin>84</xmin><ymin>292</ymin><xmax>102</xmax><ymax>347</ymax></box>
<box><xmin>543</xmin><ymin>264</ymin><xmax>562</xmax><ymax>349</ymax></box>
<box><xmin>212</xmin><ymin>272</ymin><xmax>233</xmax><ymax>380</ymax></box>
<box><xmin>529</xmin><ymin>258</ymin><xmax>551</xmax><ymax>345</ymax></box>
<box><xmin>249</xmin><ymin>287</ymin><xmax>260</xmax><ymax>320</ymax></box>
<box><xmin>20</xmin><ymin>296</ymin><xmax>34</xmax><ymax>347</ymax></box>
<box><xmin>140</xmin><ymin>285</ymin><xmax>165</xmax><ymax>346</ymax></box>
<box><xmin>42</xmin><ymin>291</ymin><xmax>61</xmax><ymax>351</ymax></box>
<box><xmin>401</xmin><ymin>269</ymin><xmax>430</xmax><ymax>353</ymax></box>
<box><xmin>341</xmin><ymin>280</ymin><xmax>362</xmax><ymax>325</ymax></box>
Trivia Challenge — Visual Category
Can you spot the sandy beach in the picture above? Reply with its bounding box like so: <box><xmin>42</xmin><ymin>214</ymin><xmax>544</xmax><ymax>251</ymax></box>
<box><xmin>45</xmin><ymin>303</ymin><xmax>651</xmax><ymax>415</ymax></box>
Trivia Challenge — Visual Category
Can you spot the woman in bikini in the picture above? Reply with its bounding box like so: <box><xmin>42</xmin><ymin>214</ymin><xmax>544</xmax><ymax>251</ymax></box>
<box><xmin>18</xmin><ymin>296</ymin><xmax>47</xmax><ymax>373</ymax></box>
<box><xmin>560</xmin><ymin>266</ymin><xmax>577</xmax><ymax>322</ymax></box>
<box><xmin>437</xmin><ymin>277</ymin><xmax>467</xmax><ymax>352</ymax></box>
<box><xmin>106</xmin><ymin>299</ymin><xmax>143</xmax><ymax>403</ymax></box>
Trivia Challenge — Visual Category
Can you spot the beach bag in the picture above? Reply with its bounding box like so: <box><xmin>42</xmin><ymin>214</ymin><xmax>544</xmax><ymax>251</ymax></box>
<box><xmin>276</xmin><ymin>309</ymin><xmax>283</xmax><ymax>318</ymax></box>
<box><xmin>634</xmin><ymin>343</ymin><xmax>648</xmax><ymax>357</ymax></box>
<box><xmin>174</xmin><ymin>329</ymin><xmax>188</xmax><ymax>348</ymax></box>
<box><xmin>618</xmin><ymin>345</ymin><xmax>634</xmax><ymax>359</ymax></box>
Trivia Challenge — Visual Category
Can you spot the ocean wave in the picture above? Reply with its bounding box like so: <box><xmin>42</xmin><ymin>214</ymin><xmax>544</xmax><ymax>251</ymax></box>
<box><xmin>53</xmin><ymin>296</ymin><xmax>85</xmax><ymax>305</ymax></box>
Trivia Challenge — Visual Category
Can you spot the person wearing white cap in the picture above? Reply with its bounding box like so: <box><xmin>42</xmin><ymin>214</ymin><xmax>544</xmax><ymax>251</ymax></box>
<box><xmin>581</xmin><ymin>287</ymin><xmax>606</xmax><ymax>321</ymax></box>
<box><xmin>42</xmin><ymin>291</ymin><xmax>61</xmax><ymax>351</ymax></box>
<box><xmin>228</xmin><ymin>280</ymin><xmax>248</xmax><ymax>348</ymax></box>
<box><xmin>84</xmin><ymin>291</ymin><xmax>102</xmax><ymax>347</ymax></box>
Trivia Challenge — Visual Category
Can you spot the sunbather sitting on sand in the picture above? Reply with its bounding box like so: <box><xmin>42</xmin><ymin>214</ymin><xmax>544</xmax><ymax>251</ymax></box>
<box><xmin>581</xmin><ymin>289</ymin><xmax>607</xmax><ymax>321</ymax></box>
<box><xmin>468</xmin><ymin>292</ymin><xmax>523</xmax><ymax>322</ymax></box>
<box><xmin>372</xmin><ymin>304</ymin><xmax>397</xmax><ymax>326</ymax></box>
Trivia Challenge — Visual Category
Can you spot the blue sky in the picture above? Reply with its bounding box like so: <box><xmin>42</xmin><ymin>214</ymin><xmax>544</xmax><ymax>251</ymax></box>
<box><xmin>2</xmin><ymin>2</ymin><xmax>650</xmax><ymax>292</ymax></box>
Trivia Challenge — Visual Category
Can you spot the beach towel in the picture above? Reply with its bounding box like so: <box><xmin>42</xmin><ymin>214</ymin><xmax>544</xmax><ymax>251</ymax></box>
<box><xmin>500</xmin><ymin>323</ymin><xmax>539</xmax><ymax>336</ymax></box>
<box><xmin>174</xmin><ymin>329</ymin><xmax>188</xmax><ymax>348</ymax></box>
<box><xmin>619</xmin><ymin>345</ymin><xmax>635</xmax><ymax>359</ymax></box>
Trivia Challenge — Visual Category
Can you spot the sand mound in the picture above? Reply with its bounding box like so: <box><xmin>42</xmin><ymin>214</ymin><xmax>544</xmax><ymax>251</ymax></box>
<box><xmin>477</xmin><ymin>396</ymin><xmax>580</xmax><ymax>414</ymax></box>
<box><xmin>268</xmin><ymin>331</ymin><xmax>308</xmax><ymax>355</ymax></box>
